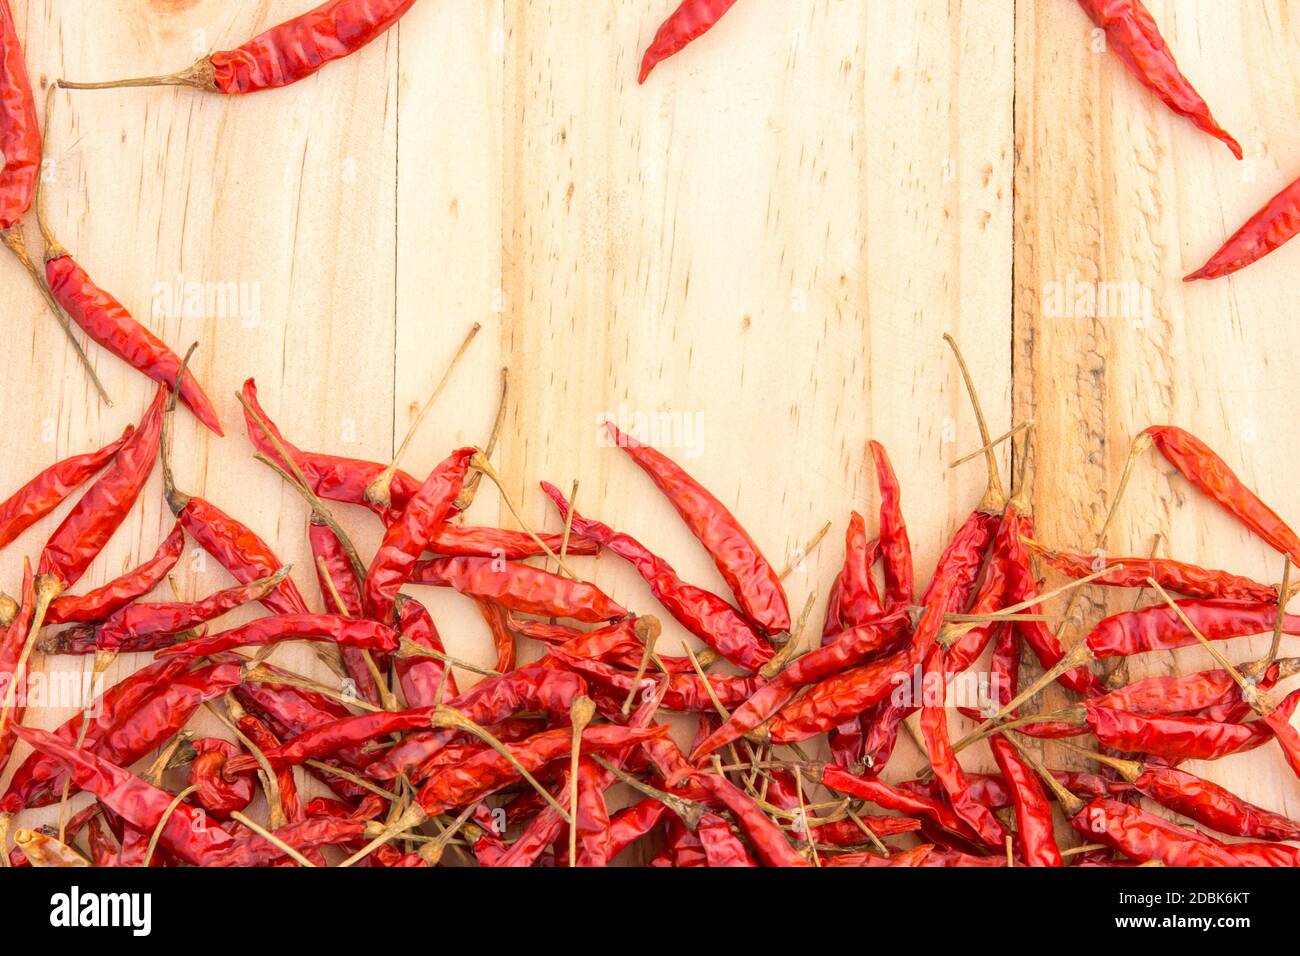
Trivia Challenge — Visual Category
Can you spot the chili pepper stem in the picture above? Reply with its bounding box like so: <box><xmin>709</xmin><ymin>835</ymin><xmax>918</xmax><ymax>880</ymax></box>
<box><xmin>428</xmin><ymin>705</ymin><xmax>572</xmax><ymax>823</ymax></box>
<box><xmin>1050</xmin><ymin>738</ymin><xmax>1142</xmax><ymax>782</ymax></box>
<box><xmin>365</xmin><ymin>322</ymin><xmax>481</xmax><ymax>510</ymax></box>
<box><xmin>778</xmin><ymin>520</ymin><xmax>833</xmax><ymax>581</ymax></box>
<box><xmin>396</xmin><ymin>636</ymin><xmax>500</xmax><ymax>678</ymax></box>
<box><xmin>142</xmin><ymin>783</ymin><xmax>200</xmax><ymax>867</ymax></box>
<box><xmin>949</xmin><ymin>421</ymin><xmax>1034</xmax><ymax>469</ymax></box>
<box><xmin>758</xmin><ymin>590</ymin><xmax>817</xmax><ymax>679</ymax></box>
<box><xmin>469</xmin><ymin>451</ymin><xmax>580</xmax><ymax>580</ymax></box>
<box><xmin>58</xmin><ymin>59</ymin><xmax>218</xmax><ymax>92</ymax></box>
<box><xmin>589</xmin><ymin>755</ymin><xmax>706</xmax><ymax>830</ymax></box>
<box><xmin>959</xmin><ymin>705</ymin><xmax>1088</xmax><ymax>752</ymax></box>
<box><xmin>1252</xmin><ymin>556</ymin><xmax>1293</xmax><ymax>679</ymax></box>
<box><xmin>0</xmin><ymin>572</ymin><xmax>65</xmax><ymax>739</ymax></box>
<box><xmin>160</xmin><ymin>345</ymin><xmax>198</xmax><ymax>513</ymax></box>
<box><xmin>943</xmin><ymin>333</ymin><xmax>1006</xmax><ymax>511</ymax></box>
<box><xmin>455</xmin><ymin>367</ymin><xmax>509</xmax><ymax>512</ymax></box>
<box><xmin>1003</xmin><ymin>729</ymin><xmax>1085</xmax><ymax>817</ymax></box>
<box><xmin>338</xmin><ymin>803</ymin><xmax>429</xmax><ymax>868</ymax></box>
<box><xmin>567</xmin><ymin>696</ymin><xmax>596</xmax><ymax>867</ymax></box>
<box><xmin>940</xmin><ymin>564</ymin><xmax>1117</xmax><ymax>646</ymax></box>
<box><xmin>0</xmin><ymin>226</ymin><xmax>111</xmax><ymax>405</ymax></box>
<box><xmin>419</xmin><ymin>802</ymin><xmax>478</xmax><ymax>866</ymax></box>
<box><xmin>229</xmin><ymin>811</ymin><xmax>317</xmax><ymax>867</ymax></box>
<box><xmin>620</xmin><ymin>617</ymin><xmax>661</xmax><ymax>715</ymax></box>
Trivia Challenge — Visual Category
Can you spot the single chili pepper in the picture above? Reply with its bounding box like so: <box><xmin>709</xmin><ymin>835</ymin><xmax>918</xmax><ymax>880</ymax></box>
<box><xmin>1074</xmin><ymin>796</ymin><xmax>1264</xmax><ymax>867</ymax></box>
<box><xmin>824</xmin><ymin>845</ymin><xmax>935</xmax><ymax>868</ymax></box>
<box><xmin>363</xmin><ymin>447</ymin><xmax>475</xmax><ymax>622</ymax></box>
<box><xmin>0</xmin><ymin>426</ymin><xmax>132</xmax><ymax>551</ymax></box>
<box><xmin>472</xmin><ymin>598</ymin><xmax>515</xmax><ymax>675</ymax></box>
<box><xmin>412</xmin><ymin>555</ymin><xmax>627</xmax><ymax>624</ymax></box>
<box><xmin>812</xmin><ymin>816</ymin><xmax>923</xmax><ymax>847</ymax></box>
<box><xmin>45</xmin><ymin>520</ymin><xmax>184</xmax><ymax>625</ymax></box>
<box><xmin>156</xmin><ymin>613</ymin><xmax>399</xmax><ymax>660</ymax></box>
<box><xmin>604</xmin><ymin>422</ymin><xmax>789</xmax><ymax>635</ymax></box>
<box><xmin>189</xmin><ymin>738</ymin><xmax>255</xmax><ymax>820</ymax></box>
<box><xmin>0</xmin><ymin>560</ymin><xmax>34</xmax><ymax>772</ymax></box>
<box><xmin>308</xmin><ymin>517</ymin><xmax>383</xmax><ymax>708</ymax></box>
<box><xmin>1026</xmin><ymin>538</ymin><xmax>1276</xmax><ymax>603</ymax></box>
<box><xmin>1147</xmin><ymin>425</ymin><xmax>1300</xmax><ymax>563</ymax></box>
<box><xmin>237</xmin><ymin>713</ymin><xmax>304</xmax><ymax>824</ymax></box>
<box><xmin>695</xmin><ymin>811</ymin><xmax>759</xmax><ymax>867</ymax></box>
<box><xmin>417</xmin><ymin>724</ymin><xmax>668</xmax><ymax>816</ymax></box>
<box><xmin>691</xmin><ymin>610</ymin><xmax>908</xmax><ymax>759</ymax></box>
<box><xmin>604</xmin><ymin>798</ymin><xmax>671</xmax><ymax>861</ymax></box>
<box><xmin>989</xmin><ymin>734</ymin><xmax>1060</xmax><ymax>866</ymax></box>
<box><xmin>162</xmin><ymin>376</ymin><xmax>308</xmax><ymax>618</ymax></box>
<box><xmin>11</xmin><ymin>724</ymin><xmax>239</xmax><ymax>866</ymax></box>
<box><xmin>1091</xmin><ymin>658</ymin><xmax>1300</xmax><ymax>718</ymax></box>
<box><xmin>564</xmin><ymin>757</ymin><xmax>614</xmax><ymax>867</ymax></box>
<box><xmin>638</xmin><ymin>0</ymin><xmax>740</xmax><ymax>83</ymax></box>
<box><xmin>37</xmin><ymin>624</ymin><xmax>188</xmax><ymax>656</ymax></box>
<box><xmin>1076</xmin><ymin>0</ymin><xmax>1241</xmax><ymax>158</ymax></box>
<box><xmin>821</xmin><ymin>765</ymin><xmax>984</xmax><ymax>847</ymax></box>
<box><xmin>0</xmin><ymin>0</ymin><xmax>38</xmax><ymax>230</ymax></box>
<box><xmin>870</xmin><ymin>441</ymin><xmax>913</xmax><ymax>610</ymax></box>
<box><xmin>823</xmin><ymin>512</ymin><xmax>882</xmax><ymax>640</ymax></box>
<box><xmin>95</xmin><ymin>566</ymin><xmax>290</xmax><ymax>652</ymax></box>
<box><xmin>1185</xmin><ymin>174</ymin><xmax>1300</xmax><ymax>281</ymax></box>
<box><xmin>548</xmin><ymin>646</ymin><xmax>760</xmax><ymax>714</ymax></box>
<box><xmin>430</xmin><ymin>525</ymin><xmax>599</xmax><ymax>560</ymax></box>
<box><xmin>1087</xmin><ymin>598</ymin><xmax>1300</xmax><ymax>659</ymax></box>
<box><xmin>392</xmin><ymin>593</ymin><xmax>459</xmax><ymax>707</ymax></box>
<box><xmin>62</xmin><ymin>0</ymin><xmax>420</xmax><ymax>95</ymax></box>
<box><xmin>542</xmin><ymin>481</ymin><xmax>772</xmax><ymax>670</ymax></box>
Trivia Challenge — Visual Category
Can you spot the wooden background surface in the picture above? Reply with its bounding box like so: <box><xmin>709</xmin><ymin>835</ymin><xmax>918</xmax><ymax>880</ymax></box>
<box><xmin>3</xmin><ymin>0</ymin><xmax>1299</xmax><ymax>858</ymax></box>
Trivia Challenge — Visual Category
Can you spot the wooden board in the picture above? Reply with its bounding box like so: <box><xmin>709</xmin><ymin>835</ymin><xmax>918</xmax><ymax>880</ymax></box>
<box><xmin>0</xmin><ymin>0</ymin><xmax>1295</xmax><ymax>859</ymax></box>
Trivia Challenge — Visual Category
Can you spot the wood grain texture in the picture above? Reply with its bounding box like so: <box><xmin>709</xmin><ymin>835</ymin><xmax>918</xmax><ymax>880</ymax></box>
<box><xmin>0</xmin><ymin>0</ymin><xmax>1294</xmax><ymax>861</ymax></box>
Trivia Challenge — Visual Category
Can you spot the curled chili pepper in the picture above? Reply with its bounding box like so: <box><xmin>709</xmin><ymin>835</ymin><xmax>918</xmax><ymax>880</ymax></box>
<box><xmin>189</xmin><ymin>738</ymin><xmax>256</xmax><ymax>820</ymax></box>
<box><xmin>604</xmin><ymin>422</ymin><xmax>789</xmax><ymax>635</ymax></box>
<box><xmin>1076</xmin><ymin>0</ymin><xmax>1241</xmax><ymax>159</ymax></box>
<box><xmin>45</xmin><ymin>521</ymin><xmax>184</xmax><ymax>625</ymax></box>
<box><xmin>639</xmin><ymin>0</ymin><xmax>741</xmax><ymax>83</ymax></box>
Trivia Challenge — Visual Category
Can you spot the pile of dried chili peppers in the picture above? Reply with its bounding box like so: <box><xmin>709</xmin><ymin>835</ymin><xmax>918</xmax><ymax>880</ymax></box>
<box><xmin>0</xmin><ymin>0</ymin><xmax>1298</xmax><ymax>869</ymax></box>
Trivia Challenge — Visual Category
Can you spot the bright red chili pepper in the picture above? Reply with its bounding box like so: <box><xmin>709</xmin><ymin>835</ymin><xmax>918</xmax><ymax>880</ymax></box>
<box><xmin>1075</xmin><ymin>796</ymin><xmax>1271</xmax><ymax>867</ymax></box>
<box><xmin>0</xmin><ymin>0</ymin><xmax>38</xmax><ymax>230</ymax></box>
<box><xmin>363</xmin><ymin>447</ymin><xmax>474</xmax><ymax>622</ymax></box>
<box><xmin>1087</xmin><ymin>598</ymin><xmax>1300</xmax><ymax>659</ymax></box>
<box><xmin>604</xmin><ymin>422</ymin><xmax>788</xmax><ymax>635</ymax></box>
<box><xmin>1186</xmin><ymin>174</ymin><xmax>1300</xmax><ymax>281</ymax></box>
<box><xmin>541</xmin><ymin>481</ymin><xmax>772</xmax><ymax>671</ymax></box>
<box><xmin>237</xmin><ymin>713</ymin><xmax>304</xmax><ymax>825</ymax></box>
<box><xmin>308</xmin><ymin>517</ymin><xmax>384</xmax><ymax>708</ymax></box>
<box><xmin>156</xmin><ymin>613</ymin><xmax>399</xmax><ymax>660</ymax></box>
<box><xmin>1129</xmin><ymin>763</ymin><xmax>1300</xmax><ymax>841</ymax></box>
<box><xmin>412</xmin><ymin>555</ymin><xmax>627</xmax><ymax>624</ymax></box>
<box><xmin>1076</xmin><ymin>0</ymin><xmax>1241</xmax><ymax>158</ymax></box>
<box><xmin>392</xmin><ymin>593</ymin><xmax>458</xmax><ymax>706</ymax></box>
<box><xmin>189</xmin><ymin>738</ymin><xmax>255</xmax><ymax>820</ymax></box>
<box><xmin>821</xmin><ymin>765</ymin><xmax>985</xmax><ymax>847</ymax></box>
<box><xmin>548</xmin><ymin>646</ymin><xmax>760</xmax><ymax>714</ymax></box>
<box><xmin>0</xmin><ymin>561</ymin><xmax>34</xmax><ymax>772</ymax></box>
<box><xmin>45</xmin><ymin>520</ymin><xmax>183</xmax><ymax>625</ymax></box>
<box><xmin>638</xmin><ymin>0</ymin><xmax>740</xmax><ymax>83</ymax></box>
<box><xmin>870</xmin><ymin>441</ymin><xmax>913</xmax><ymax>610</ymax></box>
<box><xmin>0</xmin><ymin>426</ymin><xmax>132</xmax><ymax>551</ymax></box>
<box><xmin>823</xmin><ymin>511</ymin><xmax>883</xmax><ymax>640</ymax></box>
<box><xmin>1147</xmin><ymin>425</ymin><xmax>1300</xmax><ymax>563</ymax></box>
<box><xmin>63</xmin><ymin>0</ymin><xmax>419</xmax><ymax>95</ymax></box>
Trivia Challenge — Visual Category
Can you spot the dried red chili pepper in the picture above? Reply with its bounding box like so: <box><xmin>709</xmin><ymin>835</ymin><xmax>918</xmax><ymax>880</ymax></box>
<box><xmin>189</xmin><ymin>738</ymin><xmax>255</xmax><ymax>820</ymax></box>
<box><xmin>237</xmin><ymin>713</ymin><xmax>304</xmax><ymax>825</ymax></box>
<box><xmin>308</xmin><ymin>517</ymin><xmax>384</xmax><ymax>707</ymax></box>
<box><xmin>604</xmin><ymin>798</ymin><xmax>671</xmax><ymax>861</ymax></box>
<box><xmin>1146</xmin><ymin>425</ymin><xmax>1300</xmax><ymax>563</ymax></box>
<box><xmin>1087</xmin><ymin>598</ymin><xmax>1300</xmax><ymax>659</ymax></box>
<box><xmin>0</xmin><ymin>0</ymin><xmax>38</xmax><ymax>231</ymax></box>
<box><xmin>542</xmin><ymin>481</ymin><xmax>772</xmax><ymax>671</ymax></box>
<box><xmin>45</xmin><ymin>520</ymin><xmax>184</xmax><ymax>625</ymax></box>
<box><xmin>0</xmin><ymin>426</ymin><xmax>132</xmax><ymax>550</ymax></box>
<box><xmin>638</xmin><ymin>0</ymin><xmax>740</xmax><ymax>83</ymax></box>
<box><xmin>870</xmin><ymin>441</ymin><xmax>913</xmax><ymax>610</ymax></box>
<box><xmin>548</xmin><ymin>647</ymin><xmax>760</xmax><ymax>714</ymax></box>
<box><xmin>1027</xmin><ymin>538</ymin><xmax>1275</xmax><ymax>604</ymax></box>
<box><xmin>62</xmin><ymin>0</ymin><xmax>419</xmax><ymax>95</ymax></box>
<box><xmin>412</xmin><ymin>556</ymin><xmax>627</xmax><ymax>624</ymax></box>
<box><xmin>156</xmin><ymin>613</ymin><xmax>399</xmax><ymax>660</ymax></box>
<box><xmin>1186</xmin><ymin>175</ymin><xmax>1300</xmax><ymax>281</ymax></box>
<box><xmin>1073</xmin><ymin>796</ymin><xmax>1282</xmax><ymax>867</ymax></box>
<box><xmin>823</xmin><ymin>512</ymin><xmax>882</xmax><ymax>639</ymax></box>
<box><xmin>363</xmin><ymin>447</ymin><xmax>474</xmax><ymax>622</ymax></box>
<box><xmin>1092</xmin><ymin>658</ymin><xmax>1300</xmax><ymax>718</ymax></box>
<box><xmin>392</xmin><ymin>593</ymin><xmax>458</xmax><ymax>706</ymax></box>
<box><xmin>821</xmin><ymin>765</ymin><xmax>985</xmax><ymax>847</ymax></box>
<box><xmin>0</xmin><ymin>561</ymin><xmax>34</xmax><ymax>772</ymax></box>
<box><xmin>1076</xmin><ymin>0</ymin><xmax>1241</xmax><ymax>158</ymax></box>
<box><xmin>604</xmin><ymin>422</ymin><xmax>788</xmax><ymax>635</ymax></box>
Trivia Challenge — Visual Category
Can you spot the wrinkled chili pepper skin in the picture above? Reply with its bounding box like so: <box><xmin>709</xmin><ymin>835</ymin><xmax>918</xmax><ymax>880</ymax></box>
<box><xmin>0</xmin><ymin>0</ymin><xmax>39</xmax><ymax>230</ymax></box>
<box><xmin>605</xmin><ymin>422</ymin><xmax>788</xmax><ymax>634</ymax></box>
<box><xmin>638</xmin><ymin>0</ymin><xmax>740</xmax><ymax>83</ymax></box>
<box><xmin>45</xmin><ymin>520</ymin><xmax>183</xmax><ymax>625</ymax></box>
<box><xmin>1092</xmin><ymin>662</ymin><xmax>1292</xmax><ymax>717</ymax></box>
<box><xmin>413</xmin><ymin>555</ymin><xmax>627</xmax><ymax>624</ymax></box>
<box><xmin>40</xmin><ymin>388</ymin><xmax>166</xmax><ymax>589</ymax></box>
<box><xmin>549</xmin><ymin>647</ymin><xmax>760</xmax><ymax>714</ymax></box>
<box><xmin>45</xmin><ymin>254</ymin><xmax>224</xmax><ymax>435</ymax></box>
<box><xmin>189</xmin><ymin>739</ymin><xmax>255</xmax><ymax>819</ymax></box>
<box><xmin>209</xmin><ymin>0</ymin><xmax>418</xmax><ymax>94</ymax></box>
<box><xmin>175</xmin><ymin>496</ymin><xmax>309</xmax><ymax>617</ymax></box>
<box><xmin>95</xmin><ymin>569</ymin><xmax>284</xmax><ymax>651</ymax></box>
<box><xmin>1077</xmin><ymin>0</ymin><xmax>1241</xmax><ymax>159</ymax></box>
<box><xmin>0</xmin><ymin>561</ymin><xmax>34</xmax><ymax>771</ymax></box>
<box><xmin>1087</xmin><ymin>689</ymin><xmax>1300</xmax><ymax>762</ymax></box>
<box><xmin>822</xmin><ymin>766</ymin><xmax>984</xmax><ymax>846</ymax></box>
<box><xmin>1186</xmin><ymin>175</ymin><xmax>1300</xmax><ymax>281</ymax></box>
<box><xmin>393</xmin><ymin>594</ymin><xmax>458</xmax><ymax>707</ymax></box>
<box><xmin>1087</xmin><ymin>598</ymin><xmax>1300</xmax><ymax>659</ymax></box>
<box><xmin>1147</xmin><ymin>426</ymin><xmax>1300</xmax><ymax>563</ymax></box>
<box><xmin>308</xmin><ymin>518</ymin><xmax>383</xmax><ymax>707</ymax></box>
<box><xmin>1134</xmin><ymin>764</ymin><xmax>1300</xmax><ymax>841</ymax></box>
<box><xmin>1028</xmin><ymin>540</ymin><xmax>1275</xmax><ymax>604</ymax></box>
<box><xmin>1076</xmin><ymin>797</ymin><xmax>1251</xmax><ymax>866</ymax></box>
<box><xmin>156</xmin><ymin>613</ymin><xmax>399</xmax><ymax>659</ymax></box>
<box><xmin>0</xmin><ymin>427</ymin><xmax>132</xmax><ymax>551</ymax></box>
<box><xmin>871</xmin><ymin>441</ymin><xmax>914</xmax><ymax>610</ymax></box>
<box><xmin>542</xmin><ymin>482</ymin><xmax>772</xmax><ymax>670</ymax></box>
<box><xmin>824</xmin><ymin>511</ymin><xmax>883</xmax><ymax>638</ymax></box>
<box><xmin>364</xmin><ymin>447</ymin><xmax>474</xmax><ymax>622</ymax></box>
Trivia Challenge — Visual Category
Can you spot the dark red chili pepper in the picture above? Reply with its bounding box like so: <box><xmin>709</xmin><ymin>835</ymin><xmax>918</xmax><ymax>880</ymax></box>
<box><xmin>604</xmin><ymin>422</ymin><xmax>788</xmax><ymax>635</ymax></box>
<box><xmin>45</xmin><ymin>520</ymin><xmax>184</xmax><ymax>625</ymax></box>
<box><xmin>0</xmin><ymin>427</ymin><xmax>132</xmax><ymax>551</ymax></box>
<box><xmin>1074</xmin><ymin>796</ymin><xmax>1278</xmax><ymax>867</ymax></box>
<box><xmin>156</xmin><ymin>613</ymin><xmax>399</xmax><ymax>660</ymax></box>
<box><xmin>638</xmin><ymin>0</ymin><xmax>740</xmax><ymax>83</ymax></box>
<box><xmin>95</xmin><ymin>566</ymin><xmax>289</xmax><ymax>652</ymax></box>
<box><xmin>43</xmin><ymin>249</ymin><xmax>223</xmax><ymax>434</ymax></box>
<box><xmin>63</xmin><ymin>0</ymin><xmax>419</xmax><ymax>95</ymax></box>
<box><xmin>412</xmin><ymin>555</ymin><xmax>627</xmax><ymax>624</ymax></box>
<box><xmin>1092</xmin><ymin>659</ymin><xmax>1300</xmax><ymax>718</ymax></box>
<box><xmin>541</xmin><ymin>481</ymin><xmax>772</xmax><ymax>671</ymax></box>
<box><xmin>237</xmin><ymin>713</ymin><xmax>304</xmax><ymax>824</ymax></box>
<box><xmin>363</xmin><ymin>447</ymin><xmax>474</xmax><ymax>622</ymax></box>
<box><xmin>870</xmin><ymin>441</ymin><xmax>913</xmax><ymax>610</ymax></box>
<box><xmin>605</xmin><ymin>798</ymin><xmax>670</xmax><ymax>861</ymax></box>
<box><xmin>1186</xmin><ymin>175</ymin><xmax>1300</xmax><ymax>281</ymax></box>
<box><xmin>1076</xmin><ymin>0</ymin><xmax>1241</xmax><ymax>158</ymax></box>
<box><xmin>1027</xmin><ymin>538</ymin><xmax>1275</xmax><ymax>603</ymax></box>
<box><xmin>1146</xmin><ymin>425</ymin><xmax>1300</xmax><ymax>564</ymax></box>
<box><xmin>690</xmin><ymin>610</ymin><xmax>908</xmax><ymax>760</ymax></box>
<box><xmin>189</xmin><ymin>739</ymin><xmax>255</xmax><ymax>820</ymax></box>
